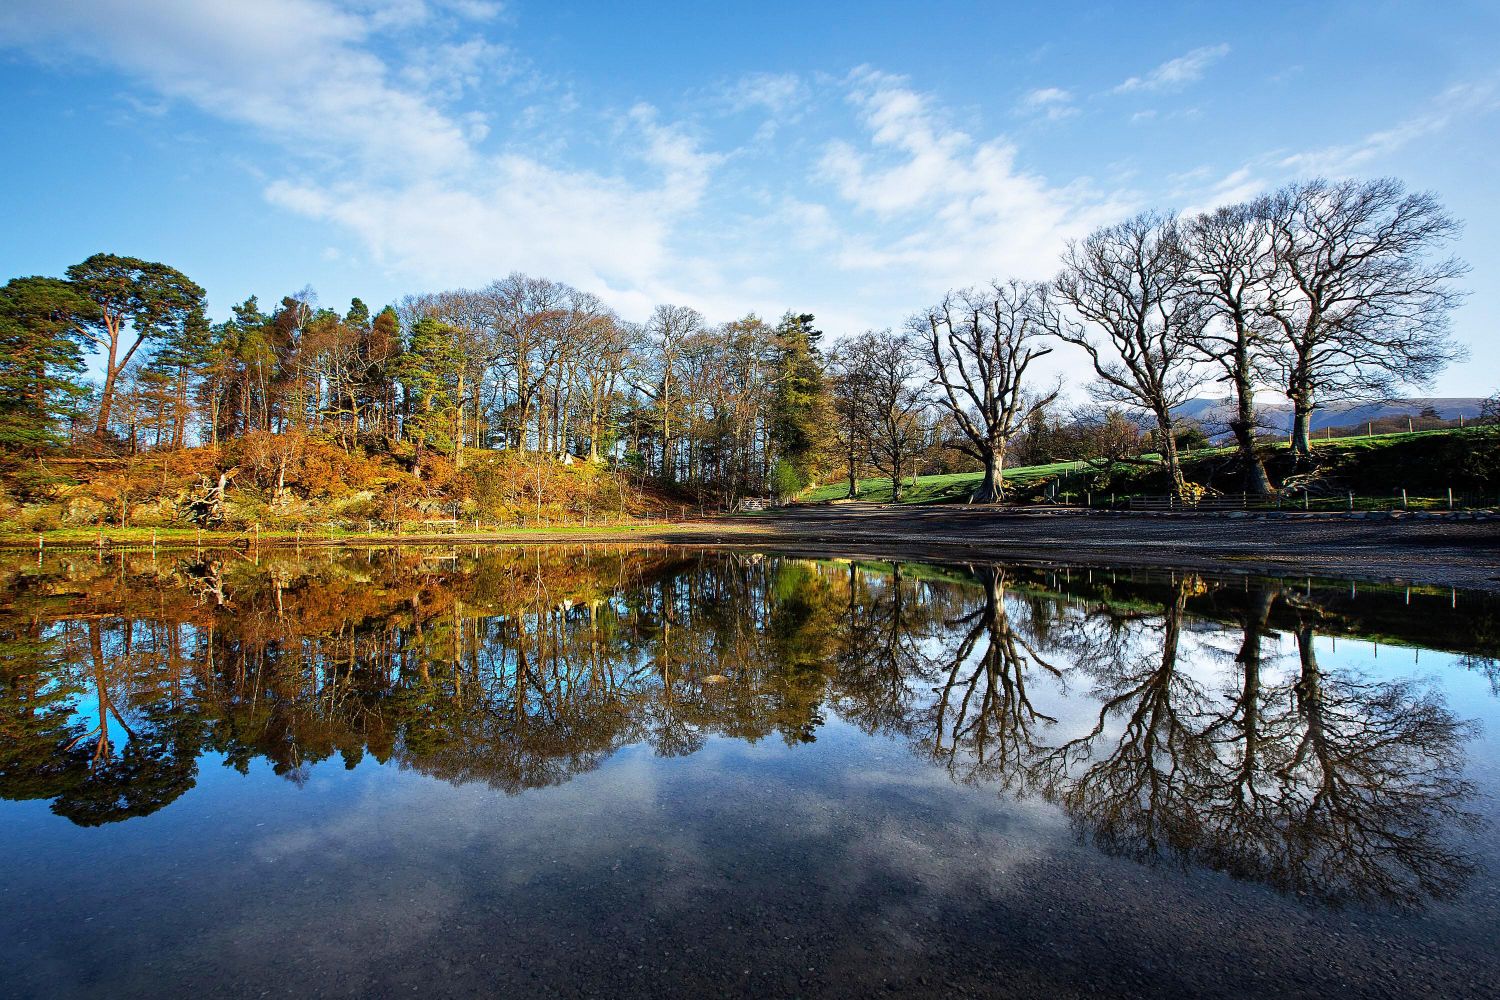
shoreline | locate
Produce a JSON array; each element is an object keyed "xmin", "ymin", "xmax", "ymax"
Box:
[{"xmin": 7, "ymin": 504, "xmax": 1499, "ymax": 594}]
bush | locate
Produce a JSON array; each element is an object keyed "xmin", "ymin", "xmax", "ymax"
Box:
[
  {"xmin": 17, "ymin": 504, "xmax": 63, "ymax": 532},
  {"xmin": 63, "ymin": 496, "xmax": 109, "ymax": 526},
  {"xmin": 771, "ymin": 458, "xmax": 803, "ymax": 499},
  {"xmin": 1174, "ymin": 422, "xmax": 1211, "ymax": 452}
]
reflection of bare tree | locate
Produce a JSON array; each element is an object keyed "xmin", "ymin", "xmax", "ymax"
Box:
[
  {"xmin": 0, "ymin": 547, "xmax": 1485, "ymax": 910},
  {"xmin": 1035, "ymin": 580, "xmax": 1479, "ymax": 907},
  {"xmin": 1036, "ymin": 578, "xmax": 1216, "ymax": 861},
  {"xmin": 1261, "ymin": 614, "xmax": 1479, "ymax": 904},
  {"xmin": 829, "ymin": 562, "xmax": 941, "ymax": 738},
  {"xmin": 912, "ymin": 566, "xmax": 1063, "ymax": 789}
]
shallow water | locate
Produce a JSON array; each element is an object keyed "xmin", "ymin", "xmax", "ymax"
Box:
[{"xmin": 1, "ymin": 546, "xmax": 1497, "ymax": 998}]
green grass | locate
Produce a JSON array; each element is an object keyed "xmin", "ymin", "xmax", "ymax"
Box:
[
  {"xmin": 798, "ymin": 426, "xmax": 1496, "ymax": 506},
  {"xmin": 801, "ymin": 460, "xmax": 1084, "ymax": 504}
]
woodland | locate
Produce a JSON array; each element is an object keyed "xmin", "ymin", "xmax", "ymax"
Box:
[{"xmin": 0, "ymin": 176, "xmax": 1487, "ymax": 532}]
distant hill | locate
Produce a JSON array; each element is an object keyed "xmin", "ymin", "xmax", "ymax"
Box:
[{"xmin": 1174, "ymin": 397, "xmax": 1487, "ymax": 436}]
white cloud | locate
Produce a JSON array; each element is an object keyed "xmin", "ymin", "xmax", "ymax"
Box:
[
  {"xmin": 1164, "ymin": 77, "xmax": 1500, "ymax": 219},
  {"xmin": 723, "ymin": 71, "xmax": 807, "ymax": 116},
  {"xmin": 399, "ymin": 37, "xmax": 512, "ymax": 103},
  {"xmin": 1279, "ymin": 79, "xmax": 1500, "ymax": 175},
  {"xmin": 1017, "ymin": 87, "xmax": 1078, "ymax": 121},
  {"xmin": 1113, "ymin": 43, "xmax": 1230, "ymax": 94},
  {"xmin": 817, "ymin": 68, "xmax": 1132, "ymax": 283},
  {"xmin": 0, "ymin": 0, "xmax": 734, "ymax": 320},
  {"xmin": 718, "ymin": 71, "xmax": 809, "ymax": 143},
  {"xmin": 0, "ymin": 0, "xmax": 475, "ymax": 178}
]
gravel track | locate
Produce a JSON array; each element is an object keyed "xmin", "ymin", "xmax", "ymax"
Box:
[{"xmin": 672, "ymin": 504, "xmax": 1500, "ymax": 593}]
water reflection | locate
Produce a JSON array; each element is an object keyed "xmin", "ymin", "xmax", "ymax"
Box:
[{"xmin": 0, "ymin": 546, "xmax": 1491, "ymax": 908}]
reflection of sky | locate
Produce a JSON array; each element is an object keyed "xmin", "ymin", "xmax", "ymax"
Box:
[
  {"xmin": 6, "ymin": 565, "xmax": 1500, "ymax": 998},
  {"xmin": 7, "ymin": 702, "xmax": 1498, "ymax": 998}
]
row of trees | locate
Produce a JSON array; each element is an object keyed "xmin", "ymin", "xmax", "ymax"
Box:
[
  {"xmin": 0, "ymin": 176, "xmax": 1467, "ymax": 505},
  {"xmin": 0, "ymin": 260, "xmax": 833, "ymax": 504},
  {"xmin": 828, "ymin": 177, "xmax": 1466, "ymax": 502}
]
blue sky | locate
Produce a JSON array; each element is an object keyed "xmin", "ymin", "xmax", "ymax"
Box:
[{"xmin": 1, "ymin": 0, "xmax": 1496, "ymax": 395}]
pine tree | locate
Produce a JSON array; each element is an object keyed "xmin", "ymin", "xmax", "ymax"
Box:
[
  {"xmin": 64, "ymin": 254, "xmax": 206, "ymax": 440},
  {"xmin": 142, "ymin": 308, "xmax": 213, "ymax": 448},
  {"xmin": 0, "ymin": 277, "xmax": 94, "ymax": 455},
  {"xmin": 398, "ymin": 318, "xmax": 464, "ymax": 463},
  {"xmin": 770, "ymin": 312, "xmax": 834, "ymax": 483}
]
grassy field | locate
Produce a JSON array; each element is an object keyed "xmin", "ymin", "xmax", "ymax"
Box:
[
  {"xmin": 798, "ymin": 426, "xmax": 1499, "ymax": 506},
  {"xmin": 799, "ymin": 461, "xmax": 1083, "ymax": 504}
]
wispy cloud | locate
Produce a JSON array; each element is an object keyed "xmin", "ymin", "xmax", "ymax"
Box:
[
  {"xmin": 1113, "ymin": 43, "xmax": 1229, "ymax": 94},
  {"xmin": 0, "ymin": 0, "xmax": 477, "ymax": 177},
  {"xmin": 817, "ymin": 68, "xmax": 1132, "ymax": 283},
  {"xmin": 0, "ymin": 0, "xmax": 732, "ymax": 316},
  {"xmin": 1279, "ymin": 79, "xmax": 1500, "ymax": 175},
  {"xmin": 1165, "ymin": 78, "xmax": 1500, "ymax": 216},
  {"xmin": 722, "ymin": 71, "xmax": 807, "ymax": 117},
  {"xmin": 1017, "ymin": 87, "xmax": 1078, "ymax": 121},
  {"xmin": 718, "ymin": 71, "xmax": 809, "ymax": 141}
]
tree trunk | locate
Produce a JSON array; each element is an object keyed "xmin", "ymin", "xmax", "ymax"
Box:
[
  {"xmin": 970, "ymin": 445, "xmax": 1005, "ymax": 504},
  {"xmin": 1291, "ymin": 399, "xmax": 1314, "ymax": 462},
  {"xmin": 1157, "ymin": 415, "xmax": 1186, "ymax": 499},
  {"xmin": 846, "ymin": 444, "xmax": 859, "ymax": 499},
  {"xmin": 95, "ymin": 366, "xmax": 121, "ymax": 437},
  {"xmin": 454, "ymin": 372, "xmax": 465, "ymax": 470},
  {"xmin": 1230, "ymin": 343, "xmax": 1272, "ymax": 495}
]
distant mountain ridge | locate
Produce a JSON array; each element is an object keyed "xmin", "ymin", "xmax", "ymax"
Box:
[{"xmin": 1174, "ymin": 397, "xmax": 1487, "ymax": 434}]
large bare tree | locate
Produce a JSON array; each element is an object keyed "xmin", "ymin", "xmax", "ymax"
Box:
[
  {"xmin": 827, "ymin": 354, "xmax": 870, "ymax": 500},
  {"xmin": 1184, "ymin": 202, "xmax": 1277, "ymax": 494},
  {"xmin": 1040, "ymin": 212, "xmax": 1208, "ymax": 498},
  {"xmin": 916, "ymin": 280, "xmax": 1059, "ymax": 503},
  {"xmin": 1259, "ymin": 178, "xmax": 1467, "ymax": 462}
]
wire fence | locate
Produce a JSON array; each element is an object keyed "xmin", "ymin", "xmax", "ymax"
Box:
[{"xmin": 1048, "ymin": 488, "xmax": 1499, "ymax": 513}]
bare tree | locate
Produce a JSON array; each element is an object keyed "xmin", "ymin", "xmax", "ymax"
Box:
[
  {"xmin": 1184, "ymin": 202, "xmax": 1276, "ymax": 494},
  {"xmin": 574, "ymin": 308, "xmax": 630, "ymax": 462},
  {"xmin": 834, "ymin": 330, "xmax": 929, "ymax": 502},
  {"xmin": 1259, "ymin": 178, "xmax": 1467, "ymax": 462},
  {"xmin": 631, "ymin": 304, "xmax": 704, "ymax": 482},
  {"xmin": 916, "ymin": 280, "xmax": 1059, "ymax": 503},
  {"xmin": 827, "ymin": 349, "xmax": 870, "ymax": 500},
  {"xmin": 1040, "ymin": 212, "xmax": 1208, "ymax": 498},
  {"xmin": 484, "ymin": 274, "xmax": 571, "ymax": 452}
]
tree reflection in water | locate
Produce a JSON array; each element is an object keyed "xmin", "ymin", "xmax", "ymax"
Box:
[{"xmin": 0, "ymin": 546, "xmax": 1488, "ymax": 907}]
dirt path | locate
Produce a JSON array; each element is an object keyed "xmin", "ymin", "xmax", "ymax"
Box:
[
  {"xmin": 19, "ymin": 503, "xmax": 1497, "ymax": 592},
  {"xmin": 669, "ymin": 503, "xmax": 1500, "ymax": 593}
]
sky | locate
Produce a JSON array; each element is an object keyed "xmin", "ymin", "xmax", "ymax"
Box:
[{"xmin": 1, "ymin": 0, "xmax": 1496, "ymax": 396}]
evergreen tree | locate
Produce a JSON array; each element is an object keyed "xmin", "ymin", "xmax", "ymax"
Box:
[
  {"xmin": 770, "ymin": 312, "xmax": 834, "ymax": 482},
  {"xmin": 64, "ymin": 254, "xmax": 207, "ymax": 440},
  {"xmin": 398, "ymin": 318, "xmax": 464, "ymax": 462},
  {"xmin": 0, "ymin": 277, "xmax": 95, "ymax": 454},
  {"xmin": 142, "ymin": 308, "xmax": 213, "ymax": 448}
]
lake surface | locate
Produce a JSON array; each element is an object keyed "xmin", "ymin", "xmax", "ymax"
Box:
[{"xmin": 2, "ymin": 545, "xmax": 1497, "ymax": 999}]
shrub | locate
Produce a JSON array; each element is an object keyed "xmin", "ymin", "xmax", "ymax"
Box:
[
  {"xmin": 771, "ymin": 458, "xmax": 803, "ymax": 499},
  {"xmin": 17, "ymin": 504, "xmax": 63, "ymax": 532},
  {"xmin": 63, "ymin": 495, "xmax": 109, "ymax": 526}
]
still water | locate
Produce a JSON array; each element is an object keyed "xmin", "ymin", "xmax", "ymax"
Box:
[{"xmin": 1, "ymin": 545, "xmax": 1497, "ymax": 998}]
